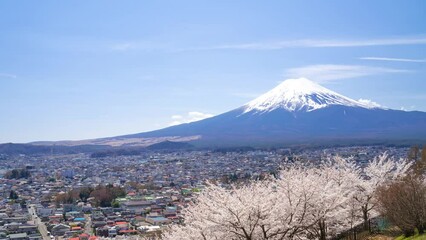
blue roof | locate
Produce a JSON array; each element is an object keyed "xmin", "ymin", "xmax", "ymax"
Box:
[{"xmin": 147, "ymin": 216, "xmax": 168, "ymax": 221}]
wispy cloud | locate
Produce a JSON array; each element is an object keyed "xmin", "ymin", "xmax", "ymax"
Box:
[
  {"xmin": 358, "ymin": 99, "xmax": 382, "ymax": 108},
  {"xmin": 360, "ymin": 57, "xmax": 426, "ymax": 63},
  {"xmin": 108, "ymin": 36, "xmax": 426, "ymax": 52},
  {"xmin": 0, "ymin": 73, "xmax": 17, "ymax": 79},
  {"xmin": 400, "ymin": 106, "xmax": 417, "ymax": 111},
  {"xmin": 285, "ymin": 64, "xmax": 409, "ymax": 83},
  {"xmin": 206, "ymin": 36, "xmax": 426, "ymax": 50},
  {"xmin": 169, "ymin": 111, "xmax": 214, "ymax": 126}
]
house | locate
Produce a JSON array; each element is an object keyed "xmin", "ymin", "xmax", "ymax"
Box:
[
  {"xmin": 27, "ymin": 234, "xmax": 42, "ymax": 240},
  {"xmin": 91, "ymin": 221, "xmax": 106, "ymax": 229},
  {"xmin": 3, "ymin": 217, "xmax": 27, "ymax": 224},
  {"xmin": 50, "ymin": 224, "xmax": 69, "ymax": 236},
  {"xmin": 65, "ymin": 211, "xmax": 83, "ymax": 219},
  {"xmin": 79, "ymin": 233, "xmax": 89, "ymax": 240},
  {"xmin": 95, "ymin": 226, "xmax": 109, "ymax": 237},
  {"xmin": 0, "ymin": 213, "xmax": 8, "ymax": 220},
  {"xmin": 36, "ymin": 208, "xmax": 54, "ymax": 218},
  {"xmin": 0, "ymin": 229, "xmax": 7, "ymax": 238},
  {"xmin": 70, "ymin": 226, "xmax": 82, "ymax": 232},
  {"xmin": 62, "ymin": 205, "xmax": 80, "ymax": 213},
  {"xmin": 81, "ymin": 206, "xmax": 92, "ymax": 214},
  {"xmin": 47, "ymin": 215, "xmax": 62, "ymax": 224},
  {"xmin": 121, "ymin": 200, "xmax": 152, "ymax": 214},
  {"xmin": 64, "ymin": 231, "xmax": 82, "ymax": 238},
  {"xmin": 114, "ymin": 222, "xmax": 128, "ymax": 231},
  {"xmin": 145, "ymin": 216, "xmax": 171, "ymax": 225},
  {"xmin": 17, "ymin": 225, "xmax": 38, "ymax": 235},
  {"xmin": 73, "ymin": 217, "xmax": 86, "ymax": 223},
  {"xmin": 118, "ymin": 229, "xmax": 137, "ymax": 235},
  {"xmin": 137, "ymin": 225, "xmax": 161, "ymax": 233},
  {"xmin": 4, "ymin": 223, "xmax": 21, "ymax": 233},
  {"xmin": 108, "ymin": 228, "xmax": 117, "ymax": 237},
  {"xmin": 8, "ymin": 233, "xmax": 27, "ymax": 240},
  {"xmin": 163, "ymin": 206, "xmax": 177, "ymax": 217}
]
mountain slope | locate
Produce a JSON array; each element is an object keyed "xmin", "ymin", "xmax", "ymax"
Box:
[{"xmin": 123, "ymin": 78, "xmax": 426, "ymax": 146}]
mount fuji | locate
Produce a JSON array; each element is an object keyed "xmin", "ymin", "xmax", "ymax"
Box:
[
  {"xmin": 243, "ymin": 78, "xmax": 380, "ymax": 113},
  {"xmin": 121, "ymin": 78, "xmax": 426, "ymax": 146}
]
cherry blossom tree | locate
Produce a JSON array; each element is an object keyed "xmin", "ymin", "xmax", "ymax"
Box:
[
  {"xmin": 163, "ymin": 154, "xmax": 412, "ymax": 240},
  {"xmin": 163, "ymin": 178, "xmax": 314, "ymax": 240},
  {"xmin": 302, "ymin": 156, "xmax": 361, "ymax": 239},
  {"xmin": 353, "ymin": 153, "xmax": 412, "ymax": 231}
]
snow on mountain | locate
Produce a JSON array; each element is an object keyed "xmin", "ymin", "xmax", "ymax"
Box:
[{"xmin": 243, "ymin": 78, "xmax": 381, "ymax": 113}]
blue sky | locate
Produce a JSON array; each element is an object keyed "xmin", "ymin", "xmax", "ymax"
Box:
[{"xmin": 0, "ymin": 0, "xmax": 425, "ymax": 143}]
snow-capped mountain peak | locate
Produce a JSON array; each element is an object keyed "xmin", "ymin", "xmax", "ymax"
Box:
[{"xmin": 243, "ymin": 78, "xmax": 380, "ymax": 113}]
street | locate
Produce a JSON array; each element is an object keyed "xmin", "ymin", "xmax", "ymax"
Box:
[
  {"xmin": 84, "ymin": 214, "xmax": 92, "ymax": 235},
  {"xmin": 28, "ymin": 204, "xmax": 51, "ymax": 240}
]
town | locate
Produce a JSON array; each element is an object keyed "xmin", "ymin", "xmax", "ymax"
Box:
[{"xmin": 0, "ymin": 146, "xmax": 409, "ymax": 240}]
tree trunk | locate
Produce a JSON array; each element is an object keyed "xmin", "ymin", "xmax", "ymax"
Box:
[
  {"xmin": 403, "ymin": 229, "xmax": 415, "ymax": 237},
  {"xmin": 417, "ymin": 224, "xmax": 425, "ymax": 234},
  {"xmin": 362, "ymin": 206, "xmax": 369, "ymax": 231},
  {"xmin": 319, "ymin": 219, "xmax": 327, "ymax": 240}
]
